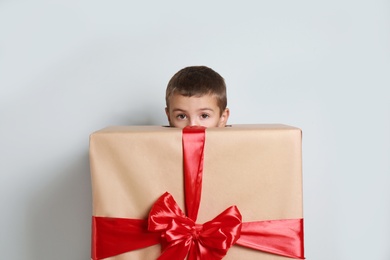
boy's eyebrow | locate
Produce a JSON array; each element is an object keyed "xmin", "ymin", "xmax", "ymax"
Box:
[
  {"xmin": 197, "ymin": 108, "xmax": 214, "ymax": 112},
  {"xmin": 172, "ymin": 108, "xmax": 215, "ymax": 112},
  {"xmin": 172, "ymin": 108, "xmax": 186, "ymax": 112}
]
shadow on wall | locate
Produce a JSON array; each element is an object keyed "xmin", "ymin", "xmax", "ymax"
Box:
[
  {"xmin": 26, "ymin": 152, "xmax": 92, "ymax": 260},
  {"xmin": 25, "ymin": 116, "xmax": 162, "ymax": 260}
]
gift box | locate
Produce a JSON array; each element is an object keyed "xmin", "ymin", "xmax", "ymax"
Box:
[{"xmin": 90, "ymin": 125, "xmax": 304, "ymax": 260}]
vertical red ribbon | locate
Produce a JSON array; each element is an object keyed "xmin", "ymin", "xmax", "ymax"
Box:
[{"xmin": 182, "ymin": 126, "xmax": 206, "ymax": 222}]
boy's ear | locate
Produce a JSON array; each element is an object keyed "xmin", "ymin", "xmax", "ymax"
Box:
[
  {"xmin": 165, "ymin": 107, "xmax": 171, "ymax": 124},
  {"xmin": 218, "ymin": 108, "xmax": 230, "ymax": 127}
]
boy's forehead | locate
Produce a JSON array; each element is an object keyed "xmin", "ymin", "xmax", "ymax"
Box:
[
  {"xmin": 167, "ymin": 93, "xmax": 220, "ymax": 110},
  {"xmin": 168, "ymin": 93, "xmax": 218, "ymax": 104}
]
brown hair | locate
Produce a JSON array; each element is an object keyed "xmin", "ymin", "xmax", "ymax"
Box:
[{"xmin": 165, "ymin": 66, "xmax": 227, "ymax": 114}]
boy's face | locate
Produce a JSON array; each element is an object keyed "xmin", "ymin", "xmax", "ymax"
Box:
[{"xmin": 165, "ymin": 93, "xmax": 229, "ymax": 129}]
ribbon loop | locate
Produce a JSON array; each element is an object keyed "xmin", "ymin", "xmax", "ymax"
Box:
[{"xmin": 148, "ymin": 192, "xmax": 242, "ymax": 260}]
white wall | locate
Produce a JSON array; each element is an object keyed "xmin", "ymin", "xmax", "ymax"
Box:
[{"xmin": 1, "ymin": 1, "xmax": 389, "ymax": 259}]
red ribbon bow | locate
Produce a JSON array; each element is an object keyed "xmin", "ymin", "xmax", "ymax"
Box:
[{"xmin": 148, "ymin": 192, "xmax": 242, "ymax": 260}]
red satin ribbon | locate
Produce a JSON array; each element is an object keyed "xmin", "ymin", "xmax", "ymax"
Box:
[
  {"xmin": 238, "ymin": 219, "xmax": 304, "ymax": 258},
  {"xmin": 148, "ymin": 192, "xmax": 242, "ymax": 260},
  {"xmin": 92, "ymin": 217, "xmax": 160, "ymax": 259},
  {"xmin": 91, "ymin": 126, "xmax": 305, "ymax": 259},
  {"xmin": 182, "ymin": 126, "xmax": 206, "ymax": 222}
]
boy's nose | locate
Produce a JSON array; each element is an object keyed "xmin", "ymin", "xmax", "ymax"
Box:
[{"xmin": 189, "ymin": 118, "xmax": 199, "ymax": 126}]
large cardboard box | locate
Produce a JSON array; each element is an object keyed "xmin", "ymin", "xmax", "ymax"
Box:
[{"xmin": 90, "ymin": 125, "xmax": 304, "ymax": 259}]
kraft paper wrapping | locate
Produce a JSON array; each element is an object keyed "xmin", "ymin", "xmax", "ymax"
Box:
[{"xmin": 90, "ymin": 124, "xmax": 303, "ymax": 260}]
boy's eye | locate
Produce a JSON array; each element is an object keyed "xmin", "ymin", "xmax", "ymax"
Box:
[
  {"xmin": 201, "ymin": 113, "xmax": 210, "ymax": 119},
  {"xmin": 176, "ymin": 114, "xmax": 187, "ymax": 120}
]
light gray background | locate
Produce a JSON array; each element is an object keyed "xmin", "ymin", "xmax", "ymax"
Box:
[{"xmin": 1, "ymin": 1, "xmax": 389, "ymax": 259}]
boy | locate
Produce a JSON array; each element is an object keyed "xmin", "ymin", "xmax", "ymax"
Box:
[{"xmin": 165, "ymin": 66, "xmax": 230, "ymax": 129}]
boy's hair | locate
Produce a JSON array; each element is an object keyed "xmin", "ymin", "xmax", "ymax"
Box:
[{"xmin": 165, "ymin": 66, "xmax": 227, "ymax": 114}]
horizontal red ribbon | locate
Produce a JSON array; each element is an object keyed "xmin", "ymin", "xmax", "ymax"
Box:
[
  {"xmin": 91, "ymin": 126, "xmax": 304, "ymax": 259},
  {"xmin": 92, "ymin": 217, "xmax": 160, "ymax": 260},
  {"xmin": 238, "ymin": 219, "xmax": 304, "ymax": 258},
  {"xmin": 92, "ymin": 216, "xmax": 304, "ymax": 259}
]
